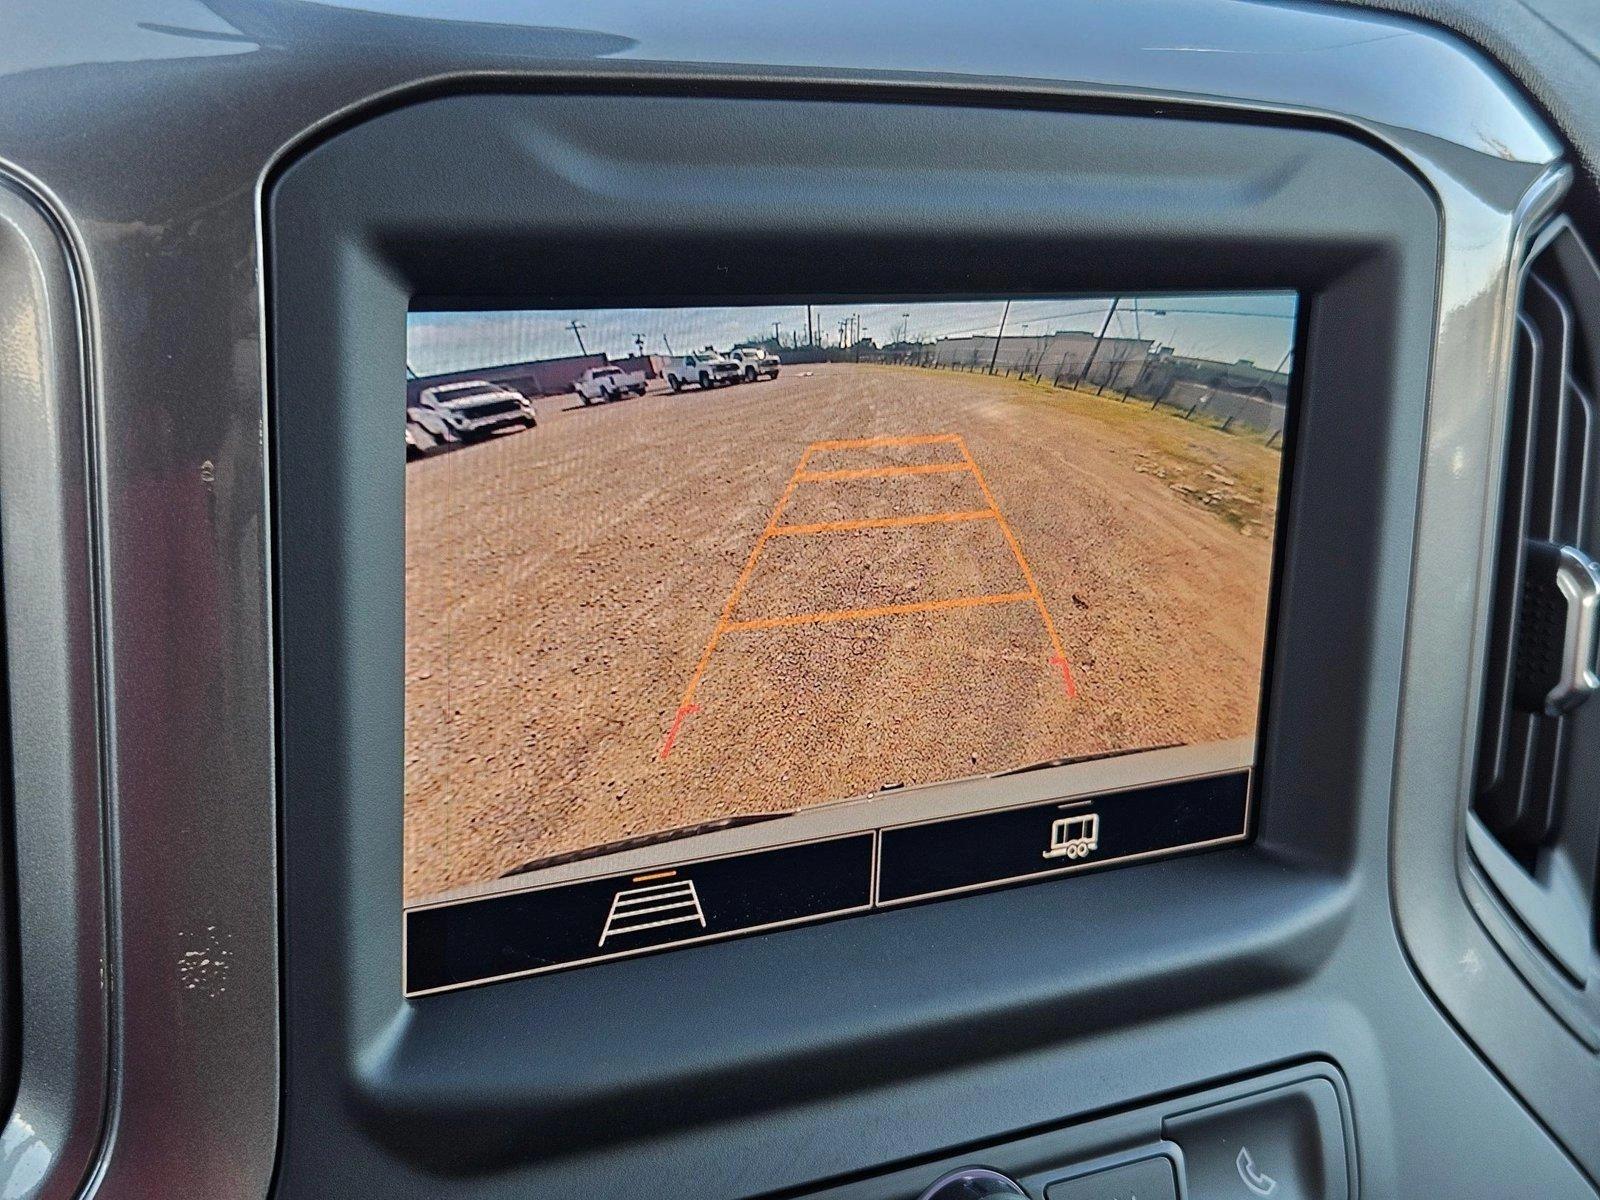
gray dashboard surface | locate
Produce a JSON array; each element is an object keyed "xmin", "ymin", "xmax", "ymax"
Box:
[{"xmin": 1340, "ymin": 0, "xmax": 1600, "ymax": 215}]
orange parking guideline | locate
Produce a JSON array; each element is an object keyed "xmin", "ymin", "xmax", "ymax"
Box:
[
  {"xmin": 796, "ymin": 462, "xmax": 969, "ymax": 483},
  {"xmin": 954, "ymin": 435, "xmax": 1078, "ymax": 699},
  {"xmin": 805, "ymin": 433, "xmax": 963, "ymax": 451},
  {"xmin": 657, "ymin": 703, "xmax": 699, "ymax": 759},
  {"xmin": 657, "ymin": 447, "xmax": 816, "ymax": 758},
  {"xmin": 769, "ymin": 510, "xmax": 996, "ymax": 537},
  {"xmin": 726, "ymin": 591, "xmax": 1033, "ymax": 632},
  {"xmin": 657, "ymin": 432, "xmax": 1078, "ymax": 759}
]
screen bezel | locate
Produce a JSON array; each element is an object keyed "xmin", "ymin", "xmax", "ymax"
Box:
[{"xmin": 270, "ymin": 86, "xmax": 1433, "ymax": 1186}]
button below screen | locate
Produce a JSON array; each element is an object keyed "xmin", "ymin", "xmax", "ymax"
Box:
[{"xmin": 1163, "ymin": 1078, "xmax": 1350, "ymax": 1200}]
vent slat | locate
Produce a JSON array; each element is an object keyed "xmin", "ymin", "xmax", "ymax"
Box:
[
  {"xmin": 1478, "ymin": 317, "xmax": 1541, "ymax": 801},
  {"xmin": 1569, "ymin": 378, "xmax": 1594, "ymax": 545},
  {"xmin": 1471, "ymin": 216, "xmax": 1600, "ymax": 1014},
  {"xmin": 1476, "ymin": 239, "xmax": 1587, "ymax": 855}
]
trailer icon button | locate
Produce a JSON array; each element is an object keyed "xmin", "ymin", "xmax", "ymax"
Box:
[
  {"xmin": 1043, "ymin": 810, "xmax": 1100, "ymax": 860},
  {"xmin": 598, "ymin": 873, "xmax": 707, "ymax": 947}
]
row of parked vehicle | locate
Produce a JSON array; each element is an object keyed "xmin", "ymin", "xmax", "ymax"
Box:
[
  {"xmin": 578, "ymin": 345, "xmax": 782, "ymax": 405},
  {"xmin": 661, "ymin": 346, "xmax": 782, "ymax": 393},
  {"xmin": 405, "ymin": 347, "xmax": 783, "ymax": 458}
]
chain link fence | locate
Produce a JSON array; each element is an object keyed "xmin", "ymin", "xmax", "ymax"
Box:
[{"xmin": 913, "ymin": 350, "xmax": 1286, "ymax": 447}]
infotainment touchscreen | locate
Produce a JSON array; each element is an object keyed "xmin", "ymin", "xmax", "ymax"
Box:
[{"xmin": 404, "ymin": 294, "xmax": 1297, "ymax": 994}]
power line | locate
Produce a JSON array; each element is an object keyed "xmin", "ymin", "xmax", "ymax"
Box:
[
  {"xmin": 920, "ymin": 302, "xmax": 1291, "ymax": 341},
  {"xmin": 1139, "ymin": 305, "xmax": 1294, "ymax": 319},
  {"xmin": 412, "ymin": 299, "xmax": 1295, "ymax": 374},
  {"xmin": 922, "ymin": 305, "xmax": 1108, "ymax": 340}
]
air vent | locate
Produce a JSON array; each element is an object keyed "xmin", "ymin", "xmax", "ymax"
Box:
[
  {"xmin": 1476, "ymin": 256, "xmax": 1598, "ymax": 853},
  {"xmin": 1471, "ymin": 216, "xmax": 1600, "ymax": 1021}
]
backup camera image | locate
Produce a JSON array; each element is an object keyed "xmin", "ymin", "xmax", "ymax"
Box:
[{"xmin": 404, "ymin": 294, "xmax": 1295, "ymax": 955}]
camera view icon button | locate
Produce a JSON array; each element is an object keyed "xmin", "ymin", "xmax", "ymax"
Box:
[{"xmin": 598, "ymin": 875, "xmax": 707, "ymax": 947}]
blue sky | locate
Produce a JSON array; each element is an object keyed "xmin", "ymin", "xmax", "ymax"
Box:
[{"xmin": 407, "ymin": 292, "xmax": 1298, "ymax": 377}]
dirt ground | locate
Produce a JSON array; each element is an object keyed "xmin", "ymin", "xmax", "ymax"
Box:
[{"xmin": 404, "ymin": 364, "xmax": 1282, "ymax": 902}]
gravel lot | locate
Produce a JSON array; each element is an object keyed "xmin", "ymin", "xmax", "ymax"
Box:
[{"xmin": 404, "ymin": 364, "xmax": 1281, "ymax": 902}]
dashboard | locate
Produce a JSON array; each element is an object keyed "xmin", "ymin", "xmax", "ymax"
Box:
[{"xmin": 1, "ymin": 2, "xmax": 1599, "ymax": 1199}]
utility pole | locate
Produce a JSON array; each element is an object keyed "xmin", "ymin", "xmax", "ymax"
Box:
[
  {"xmin": 773, "ymin": 321, "xmax": 781, "ymax": 346},
  {"xmin": 567, "ymin": 320, "xmax": 589, "ymax": 356},
  {"xmin": 806, "ymin": 304, "xmax": 814, "ymax": 348},
  {"xmin": 1076, "ymin": 298, "xmax": 1120, "ymax": 388},
  {"xmin": 853, "ymin": 314, "xmax": 863, "ymax": 363},
  {"xmin": 987, "ymin": 300, "xmax": 1011, "ymax": 375},
  {"xmin": 662, "ymin": 334, "xmax": 674, "ymax": 355}
]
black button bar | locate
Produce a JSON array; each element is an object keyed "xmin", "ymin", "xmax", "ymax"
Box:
[
  {"xmin": 406, "ymin": 771, "xmax": 1250, "ymax": 994},
  {"xmin": 876, "ymin": 770, "xmax": 1249, "ymax": 905},
  {"xmin": 406, "ymin": 832, "xmax": 875, "ymax": 995}
]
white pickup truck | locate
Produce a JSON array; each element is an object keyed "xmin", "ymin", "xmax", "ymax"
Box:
[
  {"xmin": 664, "ymin": 350, "xmax": 743, "ymax": 391},
  {"xmin": 730, "ymin": 347, "xmax": 781, "ymax": 381},
  {"xmin": 413, "ymin": 379, "xmax": 536, "ymax": 440},
  {"xmin": 573, "ymin": 364, "xmax": 648, "ymax": 405}
]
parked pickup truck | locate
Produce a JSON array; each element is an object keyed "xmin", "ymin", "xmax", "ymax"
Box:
[
  {"xmin": 730, "ymin": 347, "xmax": 781, "ymax": 381},
  {"xmin": 414, "ymin": 380, "xmax": 536, "ymax": 439},
  {"xmin": 664, "ymin": 350, "xmax": 742, "ymax": 391},
  {"xmin": 574, "ymin": 364, "xmax": 648, "ymax": 404}
]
